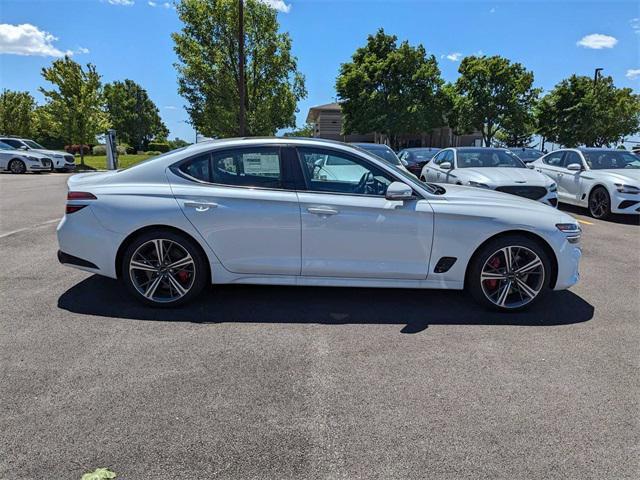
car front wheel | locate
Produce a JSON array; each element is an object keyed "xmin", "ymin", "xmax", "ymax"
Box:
[
  {"xmin": 467, "ymin": 235, "xmax": 551, "ymax": 311},
  {"xmin": 9, "ymin": 159, "xmax": 26, "ymax": 174},
  {"xmin": 121, "ymin": 230, "xmax": 208, "ymax": 307},
  {"xmin": 588, "ymin": 186, "xmax": 611, "ymax": 219}
]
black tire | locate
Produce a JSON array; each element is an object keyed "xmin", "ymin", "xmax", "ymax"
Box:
[
  {"xmin": 588, "ymin": 186, "xmax": 611, "ymax": 220},
  {"xmin": 121, "ymin": 229, "xmax": 208, "ymax": 307},
  {"xmin": 467, "ymin": 234, "xmax": 552, "ymax": 312},
  {"xmin": 8, "ymin": 159, "xmax": 26, "ymax": 174}
]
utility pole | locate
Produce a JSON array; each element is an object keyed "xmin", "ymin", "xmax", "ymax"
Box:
[
  {"xmin": 593, "ymin": 68, "xmax": 603, "ymax": 88},
  {"xmin": 238, "ymin": 0, "xmax": 246, "ymax": 136}
]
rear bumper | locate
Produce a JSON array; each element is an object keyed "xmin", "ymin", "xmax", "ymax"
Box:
[{"xmin": 57, "ymin": 250, "xmax": 99, "ymax": 269}]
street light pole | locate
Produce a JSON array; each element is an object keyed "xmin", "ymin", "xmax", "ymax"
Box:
[
  {"xmin": 238, "ymin": 0, "xmax": 246, "ymax": 136},
  {"xmin": 593, "ymin": 68, "xmax": 603, "ymax": 88}
]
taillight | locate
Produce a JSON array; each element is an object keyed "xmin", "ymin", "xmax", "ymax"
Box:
[
  {"xmin": 67, "ymin": 191, "xmax": 97, "ymax": 200},
  {"xmin": 66, "ymin": 191, "xmax": 96, "ymax": 214}
]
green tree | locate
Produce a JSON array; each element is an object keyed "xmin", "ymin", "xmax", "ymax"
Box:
[
  {"xmin": 39, "ymin": 56, "xmax": 109, "ymax": 164},
  {"xmin": 283, "ymin": 123, "xmax": 314, "ymax": 137},
  {"xmin": 336, "ymin": 29, "xmax": 446, "ymax": 147},
  {"xmin": 104, "ymin": 79, "xmax": 169, "ymax": 151},
  {"xmin": 537, "ymin": 74, "xmax": 640, "ymax": 147},
  {"xmin": 0, "ymin": 90, "xmax": 37, "ymax": 138},
  {"xmin": 453, "ymin": 55, "xmax": 540, "ymax": 146},
  {"xmin": 172, "ymin": 0, "xmax": 306, "ymax": 137}
]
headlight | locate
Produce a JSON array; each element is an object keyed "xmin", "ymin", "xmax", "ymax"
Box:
[
  {"xmin": 556, "ymin": 223, "xmax": 581, "ymax": 244},
  {"xmin": 548, "ymin": 183, "xmax": 557, "ymax": 192},
  {"xmin": 24, "ymin": 155, "xmax": 39, "ymax": 161},
  {"xmin": 468, "ymin": 181, "xmax": 491, "ymax": 189},
  {"xmin": 614, "ymin": 183, "xmax": 639, "ymax": 194}
]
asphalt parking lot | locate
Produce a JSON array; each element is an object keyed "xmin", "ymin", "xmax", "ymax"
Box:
[{"xmin": 1, "ymin": 172, "xmax": 638, "ymax": 479}]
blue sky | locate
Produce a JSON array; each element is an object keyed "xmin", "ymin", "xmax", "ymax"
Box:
[{"xmin": 1, "ymin": 0, "xmax": 638, "ymax": 141}]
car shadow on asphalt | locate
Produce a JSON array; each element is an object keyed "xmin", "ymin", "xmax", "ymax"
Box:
[
  {"xmin": 559, "ymin": 204, "xmax": 640, "ymax": 226},
  {"xmin": 58, "ymin": 276, "xmax": 594, "ymax": 334}
]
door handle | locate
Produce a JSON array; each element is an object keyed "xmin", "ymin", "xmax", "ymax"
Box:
[
  {"xmin": 557, "ymin": 173, "xmax": 564, "ymax": 177},
  {"xmin": 307, "ymin": 207, "xmax": 338, "ymax": 216},
  {"xmin": 184, "ymin": 201, "xmax": 218, "ymax": 212}
]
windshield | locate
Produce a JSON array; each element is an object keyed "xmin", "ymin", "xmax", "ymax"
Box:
[
  {"xmin": 583, "ymin": 150, "xmax": 640, "ymax": 170},
  {"xmin": 406, "ymin": 149, "xmax": 439, "ymax": 163},
  {"xmin": 356, "ymin": 145, "xmax": 402, "ymax": 166},
  {"xmin": 510, "ymin": 149, "xmax": 543, "ymax": 161},
  {"xmin": 0, "ymin": 141, "xmax": 16, "ymax": 150},
  {"xmin": 457, "ymin": 149, "xmax": 525, "ymax": 168},
  {"xmin": 24, "ymin": 140, "xmax": 45, "ymax": 149}
]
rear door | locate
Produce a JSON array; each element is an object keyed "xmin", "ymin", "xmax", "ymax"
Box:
[
  {"xmin": 167, "ymin": 146, "xmax": 302, "ymax": 275},
  {"xmin": 295, "ymin": 146, "xmax": 433, "ymax": 280}
]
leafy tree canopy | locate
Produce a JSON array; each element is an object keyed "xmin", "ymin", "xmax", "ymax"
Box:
[
  {"xmin": 104, "ymin": 79, "xmax": 169, "ymax": 151},
  {"xmin": 283, "ymin": 123, "xmax": 314, "ymax": 137},
  {"xmin": 39, "ymin": 56, "xmax": 109, "ymax": 162},
  {"xmin": 0, "ymin": 90, "xmax": 36, "ymax": 138},
  {"xmin": 172, "ymin": 0, "xmax": 306, "ymax": 137},
  {"xmin": 453, "ymin": 55, "xmax": 540, "ymax": 146},
  {"xmin": 537, "ymin": 74, "xmax": 640, "ymax": 147},
  {"xmin": 336, "ymin": 29, "xmax": 446, "ymax": 145}
]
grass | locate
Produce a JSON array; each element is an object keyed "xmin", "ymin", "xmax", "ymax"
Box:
[{"xmin": 75, "ymin": 154, "xmax": 155, "ymax": 170}]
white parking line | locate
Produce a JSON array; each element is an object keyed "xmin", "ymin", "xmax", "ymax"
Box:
[{"xmin": 0, "ymin": 218, "xmax": 61, "ymax": 239}]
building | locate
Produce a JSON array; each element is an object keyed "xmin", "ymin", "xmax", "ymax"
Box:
[{"xmin": 306, "ymin": 102, "xmax": 482, "ymax": 148}]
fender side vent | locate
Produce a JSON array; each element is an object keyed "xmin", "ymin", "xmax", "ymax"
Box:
[
  {"xmin": 434, "ymin": 257, "xmax": 457, "ymax": 273},
  {"xmin": 618, "ymin": 200, "xmax": 638, "ymax": 210}
]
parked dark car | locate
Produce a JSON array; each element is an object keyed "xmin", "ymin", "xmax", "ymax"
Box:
[
  {"xmin": 351, "ymin": 143, "xmax": 410, "ymax": 173},
  {"xmin": 509, "ymin": 147, "xmax": 544, "ymax": 164},
  {"xmin": 398, "ymin": 148, "xmax": 441, "ymax": 176}
]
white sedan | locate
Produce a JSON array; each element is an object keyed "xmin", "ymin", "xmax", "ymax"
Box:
[
  {"xmin": 531, "ymin": 148, "xmax": 640, "ymax": 219},
  {"xmin": 0, "ymin": 141, "xmax": 52, "ymax": 173},
  {"xmin": 57, "ymin": 138, "xmax": 582, "ymax": 311},
  {"xmin": 420, "ymin": 147, "xmax": 558, "ymax": 206}
]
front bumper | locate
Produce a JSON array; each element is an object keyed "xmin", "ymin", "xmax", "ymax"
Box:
[{"xmin": 610, "ymin": 191, "xmax": 640, "ymax": 215}]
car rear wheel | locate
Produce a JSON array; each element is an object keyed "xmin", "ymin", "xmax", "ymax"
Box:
[
  {"xmin": 121, "ymin": 230, "xmax": 208, "ymax": 307},
  {"xmin": 588, "ymin": 186, "xmax": 611, "ymax": 219},
  {"xmin": 467, "ymin": 235, "xmax": 551, "ymax": 311},
  {"xmin": 9, "ymin": 159, "xmax": 26, "ymax": 174}
]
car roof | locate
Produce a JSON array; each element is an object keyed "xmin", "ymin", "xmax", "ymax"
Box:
[
  {"xmin": 451, "ymin": 147, "xmax": 509, "ymax": 151},
  {"xmin": 351, "ymin": 142, "xmax": 392, "ymax": 149},
  {"xmin": 402, "ymin": 147, "xmax": 440, "ymax": 151}
]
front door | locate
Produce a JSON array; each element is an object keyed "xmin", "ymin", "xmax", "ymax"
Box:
[
  {"xmin": 295, "ymin": 146, "xmax": 433, "ymax": 280},
  {"xmin": 167, "ymin": 146, "xmax": 301, "ymax": 275},
  {"xmin": 558, "ymin": 151, "xmax": 584, "ymax": 202}
]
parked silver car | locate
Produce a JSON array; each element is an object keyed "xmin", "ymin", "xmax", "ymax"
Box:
[
  {"xmin": 0, "ymin": 137, "xmax": 75, "ymax": 172},
  {"xmin": 0, "ymin": 141, "xmax": 52, "ymax": 173}
]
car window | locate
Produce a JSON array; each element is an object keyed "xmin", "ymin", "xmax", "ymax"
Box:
[
  {"xmin": 297, "ymin": 147, "xmax": 394, "ymax": 196},
  {"xmin": 563, "ymin": 151, "xmax": 582, "ymax": 168},
  {"xmin": 582, "ymin": 150, "xmax": 640, "ymax": 170},
  {"xmin": 433, "ymin": 151, "xmax": 448, "ymax": 165},
  {"xmin": 2, "ymin": 139, "xmax": 23, "ymax": 148},
  {"xmin": 543, "ymin": 151, "xmax": 565, "ymax": 167},
  {"xmin": 211, "ymin": 148, "xmax": 282, "ymax": 188},
  {"xmin": 179, "ymin": 154, "xmax": 211, "ymax": 182}
]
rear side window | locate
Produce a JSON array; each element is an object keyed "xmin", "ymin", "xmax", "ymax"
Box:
[
  {"xmin": 543, "ymin": 151, "xmax": 565, "ymax": 166},
  {"xmin": 211, "ymin": 148, "xmax": 282, "ymax": 188},
  {"xmin": 179, "ymin": 154, "xmax": 211, "ymax": 182}
]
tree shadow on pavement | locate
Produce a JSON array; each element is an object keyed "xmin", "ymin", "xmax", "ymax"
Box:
[{"xmin": 58, "ymin": 275, "xmax": 594, "ymax": 334}]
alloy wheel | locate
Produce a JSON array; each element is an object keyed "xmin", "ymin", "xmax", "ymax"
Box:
[
  {"xmin": 129, "ymin": 238, "xmax": 196, "ymax": 303},
  {"xmin": 9, "ymin": 160, "xmax": 25, "ymax": 174},
  {"xmin": 480, "ymin": 245, "xmax": 545, "ymax": 309},
  {"xmin": 589, "ymin": 189, "xmax": 609, "ymax": 218}
]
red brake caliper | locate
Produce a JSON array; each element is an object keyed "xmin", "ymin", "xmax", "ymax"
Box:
[
  {"xmin": 486, "ymin": 256, "xmax": 501, "ymax": 290},
  {"xmin": 177, "ymin": 270, "xmax": 190, "ymax": 284}
]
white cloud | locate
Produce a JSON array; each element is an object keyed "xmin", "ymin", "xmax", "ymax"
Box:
[
  {"xmin": 626, "ymin": 69, "xmax": 640, "ymax": 80},
  {"xmin": 148, "ymin": 1, "xmax": 157, "ymax": 5},
  {"xmin": 576, "ymin": 33, "xmax": 618, "ymax": 49},
  {"xmin": 446, "ymin": 52, "xmax": 462, "ymax": 61},
  {"xmin": 259, "ymin": 0, "xmax": 291, "ymax": 13},
  {"xmin": 631, "ymin": 18, "xmax": 640, "ymax": 34},
  {"xmin": 75, "ymin": 46, "xmax": 90, "ymax": 54},
  {"xmin": 0, "ymin": 23, "xmax": 73, "ymax": 57},
  {"xmin": 107, "ymin": 0, "xmax": 134, "ymax": 5},
  {"xmin": 164, "ymin": 105, "xmax": 178, "ymax": 110},
  {"xmin": 489, "ymin": 7, "xmax": 496, "ymax": 13}
]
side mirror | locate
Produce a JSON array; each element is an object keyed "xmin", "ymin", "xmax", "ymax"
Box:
[
  {"xmin": 526, "ymin": 163, "xmax": 535, "ymax": 169},
  {"xmin": 439, "ymin": 161, "xmax": 452, "ymax": 170},
  {"xmin": 567, "ymin": 163, "xmax": 582, "ymax": 171},
  {"xmin": 385, "ymin": 181, "xmax": 415, "ymax": 201},
  {"xmin": 19, "ymin": 145, "xmax": 28, "ymax": 151}
]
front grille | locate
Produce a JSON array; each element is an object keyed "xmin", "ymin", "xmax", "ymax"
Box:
[
  {"xmin": 495, "ymin": 185, "xmax": 547, "ymax": 200},
  {"xmin": 42, "ymin": 159, "xmax": 51, "ymax": 166},
  {"xmin": 64, "ymin": 155, "xmax": 75, "ymax": 163}
]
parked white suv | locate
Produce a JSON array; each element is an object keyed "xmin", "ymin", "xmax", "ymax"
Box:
[
  {"xmin": 0, "ymin": 137, "xmax": 76, "ymax": 172},
  {"xmin": 0, "ymin": 141, "xmax": 52, "ymax": 173}
]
